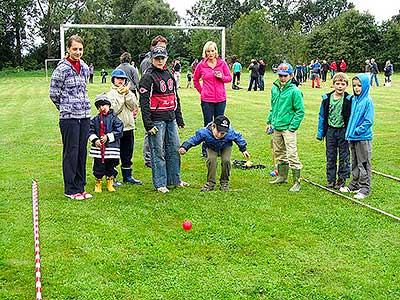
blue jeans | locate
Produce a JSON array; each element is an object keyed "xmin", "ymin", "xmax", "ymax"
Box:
[
  {"xmin": 370, "ymin": 73, "xmax": 379, "ymax": 86},
  {"xmin": 259, "ymin": 75, "xmax": 264, "ymax": 90},
  {"xmin": 201, "ymin": 101, "xmax": 226, "ymax": 156},
  {"xmin": 148, "ymin": 120, "xmax": 181, "ymax": 188}
]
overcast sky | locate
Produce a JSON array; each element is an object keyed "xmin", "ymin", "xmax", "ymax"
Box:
[{"xmin": 166, "ymin": 0, "xmax": 400, "ymax": 23}]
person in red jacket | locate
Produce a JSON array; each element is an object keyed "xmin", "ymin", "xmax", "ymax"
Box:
[
  {"xmin": 340, "ymin": 59, "xmax": 347, "ymax": 72},
  {"xmin": 193, "ymin": 41, "xmax": 232, "ymax": 158},
  {"xmin": 330, "ymin": 61, "xmax": 338, "ymax": 79}
]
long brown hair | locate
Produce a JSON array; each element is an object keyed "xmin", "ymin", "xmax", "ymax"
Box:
[{"xmin": 67, "ymin": 35, "xmax": 84, "ymax": 49}]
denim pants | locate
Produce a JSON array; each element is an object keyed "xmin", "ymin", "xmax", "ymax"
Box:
[
  {"xmin": 370, "ymin": 73, "xmax": 379, "ymax": 86},
  {"xmin": 258, "ymin": 75, "xmax": 265, "ymax": 90},
  {"xmin": 59, "ymin": 118, "xmax": 90, "ymax": 195},
  {"xmin": 201, "ymin": 101, "xmax": 226, "ymax": 156},
  {"xmin": 325, "ymin": 127, "xmax": 350, "ymax": 183},
  {"xmin": 148, "ymin": 120, "xmax": 181, "ymax": 188}
]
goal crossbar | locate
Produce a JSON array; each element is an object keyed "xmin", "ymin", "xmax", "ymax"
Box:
[{"xmin": 60, "ymin": 23, "xmax": 226, "ymax": 59}]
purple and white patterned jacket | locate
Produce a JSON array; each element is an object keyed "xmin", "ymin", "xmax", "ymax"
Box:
[{"xmin": 49, "ymin": 59, "xmax": 91, "ymax": 119}]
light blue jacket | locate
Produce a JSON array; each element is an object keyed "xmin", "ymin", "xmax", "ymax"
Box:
[{"xmin": 345, "ymin": 73, "xmax": 374, "ymax": 141}]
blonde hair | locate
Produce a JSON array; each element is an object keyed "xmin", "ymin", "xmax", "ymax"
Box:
[
  {"xmin": 333, "ymin": 72, "xmax": 349, "ymax": 84},
  {"xmin": 202, "ymin": 41, "xmax": 219, "ymax": 59}
]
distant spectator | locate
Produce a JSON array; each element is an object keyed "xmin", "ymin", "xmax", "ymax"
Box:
[
  {"xmin": 248, "ymin": 59, "xmax": 259, "ymax": 91},
  {"xmin": 258, "ymin": 59, "xmax": 266, "ymax": 91},
  {"xmin": 339, "ymin": 59, "xmax": 347, "ymax": 72},
  {"xmin": 365, "ymin": 59, "xmax": 371, "ymax": 75},
  {"xmin": 191, "ymin": 58, "xmax": 199, "ymax": 74},
  {"xmin": 330, "ymin": 61, "xmax": 338, "ymax": 79},
  {"xmin": 321, "ymin": 60, "xmax": 329, "ymax": 82},
  {"xmin": 311, "ymin": 59, "xmax": 321, "ymax": 88},
  {"xmin": 117, "ymin": 52, "xmax": 140, "ymax": 96},
  {"xmin": 232, "ymin": 58, "xmax": 242, "ymax": 87},
  {"xmin": 370, "ymin": 58, "xmax": 379, "ymax": 86},
  {"xmin": 101, "ymin": 69, "xmax": 108, "ymax": 84},
  {"xmin": 173, "ymin": 58, "xmax": 181, "ymax": 89},
  {"xmin": 383, "ymin": 60, "xmax": 393, "ymax": 86},
  {"xmin": 187, "ymin": 72, "xmax": 193, "ymax": 88},
  {"xmin": 89, "ymin": 63, "xmax": 94, "ymax": 83}
]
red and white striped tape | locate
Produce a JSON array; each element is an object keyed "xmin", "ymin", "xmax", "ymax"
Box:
[{"xmin": 32, "ymin": 180, "xmax": 42, "ymax": 300}]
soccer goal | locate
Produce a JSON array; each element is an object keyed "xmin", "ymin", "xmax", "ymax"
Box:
[
  {"xmin": 59, "ymin": 23, "xmax": 226, "ymax": 59},
  {"xmin": 45, "ymin": 58, "xmax": 62, "ymax": 81}
]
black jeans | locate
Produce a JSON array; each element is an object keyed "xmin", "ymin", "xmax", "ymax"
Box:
[
  {"xmin": 59, "ymin": 118, "xmax": 90, "ymax": 195},
  {"xmin": 325, "ymin": 127, "xmax": 350, "ymax": 183},
  {"xmin": 120, "ymin": 130, "xmax": 134, "ymax": 169}
]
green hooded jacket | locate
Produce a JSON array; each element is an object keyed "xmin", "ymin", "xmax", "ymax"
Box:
[{"xmin": 267, "ymin": 79, "xmax": 305, "ymax": 131}]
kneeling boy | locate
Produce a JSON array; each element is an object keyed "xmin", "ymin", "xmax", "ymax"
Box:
[{"xmin": 179, "ymin": 115, "xmax": 250, "ymax": 191}]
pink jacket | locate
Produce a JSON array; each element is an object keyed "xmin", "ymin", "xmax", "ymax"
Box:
[{"xmin": 193, "ymin": 57, "xmax": 232, "ymax": 103}]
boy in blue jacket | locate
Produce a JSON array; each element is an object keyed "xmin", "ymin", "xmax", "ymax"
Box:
[
  {"xmin": 179, "ymin": 115, "xmax": 250, "ymax": 191},
  {"xmin": 340, "ymin": 73, "xmax": 374, "ymax": 199},
  {"xmin": 317, "ymin": 73, "xmax": 352, "ymax": 189}
]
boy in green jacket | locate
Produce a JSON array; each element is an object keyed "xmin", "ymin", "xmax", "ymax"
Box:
[{"xmin": 266, "ymin": 63, "xmax": 305, "ymax": 192}]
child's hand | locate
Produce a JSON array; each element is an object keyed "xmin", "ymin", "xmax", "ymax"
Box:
[
  {"xmin": 242, "ymin": 151, "xmax": 250, "ymax": 159},
  {"xmin": 148, "ymin": 126, "xmax": 158, "ymax": 135},
  {"xmin": 265, "ymin": 125, "xmax": 273, "ymax": 134},
  {"xmin": 118, "ymin": 86, "xmax": 129, "ymax": 94},
  {"xmin": 178, "ymin": 148, "xmax": 186, "ymax": 155},
  {"xmin": 100, "ymin": 135, "xmax": 108, "ymax": 144},
  {"xmin": 95, "ymin": 140, "xmax": 102, "ymax": 147}
]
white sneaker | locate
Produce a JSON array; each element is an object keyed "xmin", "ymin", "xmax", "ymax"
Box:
[
  {"xmin": 339, "ymin": 186, "xmax": 360, "ymax": 194},
  {"xmin": 157, "ymin": 187, "xmax": 169, "ymax": 193},
  {"xmin": 354, "ymin": 192, "xmax": 367, "ymax": 199}
]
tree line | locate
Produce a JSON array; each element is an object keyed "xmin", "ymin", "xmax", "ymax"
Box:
[{"xmin": 2, "ymin": 0, "xmax": 400, "ymax": 72}]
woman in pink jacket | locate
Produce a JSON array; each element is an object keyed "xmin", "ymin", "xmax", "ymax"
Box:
[{"xmin": 193, "ymin": 41, "xmax": 232, "ymax": 158}]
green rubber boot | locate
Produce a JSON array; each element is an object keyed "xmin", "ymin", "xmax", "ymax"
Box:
[
  {"xmin": 270, "ymin": 163, "xmax": 289, "ymax": 184},
  {"xmin": 289, "ymin": 169, "xmax": 301, "ymax": 192}
]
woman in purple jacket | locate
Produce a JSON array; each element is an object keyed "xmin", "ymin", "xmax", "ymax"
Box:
[
  {"xmin": 50, "ymin": 35, "xmax": 92, "ymax": 200},
  {"xmin": 193, "ymin": 41, "xmax": 232, "ymax": 158}
]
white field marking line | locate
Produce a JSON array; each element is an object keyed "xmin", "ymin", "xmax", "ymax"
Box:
[
  {"xmin": 372, "ymin": 170, "xmax": 400, "ymax": 182},
  {"xmin": 32, "ymin": 180, "xmax": 42, "ymax": 300},
  {"xmin": 302, "ymin": 177, "xmax": 400, "ymax": 222}
]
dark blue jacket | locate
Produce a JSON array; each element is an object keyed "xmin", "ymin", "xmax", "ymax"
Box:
[
  {"xmin": 89, "ymin": 109, "xmax": 124, "ymax": 159},
  {"xmin": 181, "ymin": 124, "xmax": 247, "ymax": 154},
  {"xmin": 317, "ymin": 91, "xmax": 352, "ymax": 140}
]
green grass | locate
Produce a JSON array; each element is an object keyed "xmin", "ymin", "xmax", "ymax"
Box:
[{"xmin": 1, "ymin": 71, "xmax": 399, "ymax": 299}]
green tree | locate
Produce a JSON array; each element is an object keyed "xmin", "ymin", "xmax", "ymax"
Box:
[
  {"xmin": 230, "ymin": 9, "xmax": 279, "ymax": 66},
  {"xmin": 185, "ymin": 0, "xmax": 242, "ymax": 28},
  {"xmin": 378, "ymin": 20, "xmax": 400, "ymax": 70},
  {"xmin": 308, "ymin": 9, "xmax": 379, "ymax": 72},
  {"xmin": 0, "ymin": 0, "xmax": 37, "ymax": 67}
]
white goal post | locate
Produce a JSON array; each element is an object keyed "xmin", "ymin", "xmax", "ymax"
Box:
[{"xmin": 59, "ymin": 23, "xmax": 226, "ymax": 60}]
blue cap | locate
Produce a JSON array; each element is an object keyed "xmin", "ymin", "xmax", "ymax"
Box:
[
  {"xmin": 151, "ymin": 45, "xmax": 168, "ymax": 58},
  {"xmin": 277, "ymin": 63, "xmax": 293, "ymax": 76},
  {"xmin": 111, "ymin": 69, "xmax": 127, "ymax": 83}
]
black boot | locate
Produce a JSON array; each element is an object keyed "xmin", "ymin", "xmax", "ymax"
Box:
[{"xmin": 122, "ymin": 168, "xmax": 142, "ymax": 185}]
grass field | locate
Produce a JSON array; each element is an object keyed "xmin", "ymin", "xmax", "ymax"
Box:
[{"xmin": 1, "ymin": 70, "xmax": 399, "ymax": 299}]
